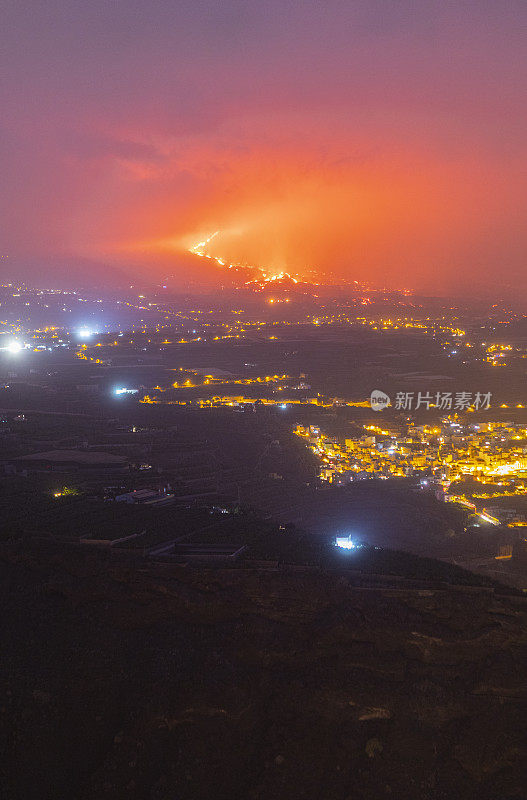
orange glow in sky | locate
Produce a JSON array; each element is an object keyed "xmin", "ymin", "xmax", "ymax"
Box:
[{"xmin": 2, "ymin": 2, "xmax": 527, "ymax": 297}]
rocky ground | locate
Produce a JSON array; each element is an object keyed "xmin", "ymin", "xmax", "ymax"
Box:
[{"xmin": 1, "ymin": 544, "xmax": 526, "ymax": 799}]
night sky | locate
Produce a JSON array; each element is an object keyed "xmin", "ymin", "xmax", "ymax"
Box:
[{"xmin": 2, "ymin": 1, "xmax": 526, "ymax": 295}]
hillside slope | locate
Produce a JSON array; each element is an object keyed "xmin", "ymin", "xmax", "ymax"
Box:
[{"xmin": 1, "ymin": 545, "xmax": 526, "ymax": 800}]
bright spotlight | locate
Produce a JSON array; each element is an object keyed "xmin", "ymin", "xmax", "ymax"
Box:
[
  {"xmin": 78, "ymin": 328, "xmax": 91, "ymax": 339},
  {"xmin": 336, "ymin": 536, "xmax": 356, "ymax": 550},
  {"xmin": 6, "ymin": 340, "xmax": 22, "ymax": 354}
]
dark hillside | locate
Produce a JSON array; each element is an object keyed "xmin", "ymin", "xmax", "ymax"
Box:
[{"xmin": 1, "ymin": 543, "xmax": 526, "ymax": 800}]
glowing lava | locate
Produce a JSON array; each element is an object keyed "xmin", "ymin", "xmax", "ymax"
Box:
[{"xmin": 188, "ymin": 231, "xmax": 307, "ymax": 286}]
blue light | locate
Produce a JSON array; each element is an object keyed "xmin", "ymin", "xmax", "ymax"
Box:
[{"xmin": 336, "ymin": 536, "xmax": 356, "ymax": 550}]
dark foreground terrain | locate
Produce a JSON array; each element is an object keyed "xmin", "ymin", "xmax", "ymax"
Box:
[{"xmin": 1, "ymin": 544, "xmax": 526, "ymax": 800}]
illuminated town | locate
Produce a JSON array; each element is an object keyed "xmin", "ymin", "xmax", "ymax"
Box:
[
  {"xmin": 2, "ymin": 281, "xmax": 527, "ymax": 545},
  {"xmin": 295, "ymin": 417, "xmax": 527, "ymax": 522}
]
